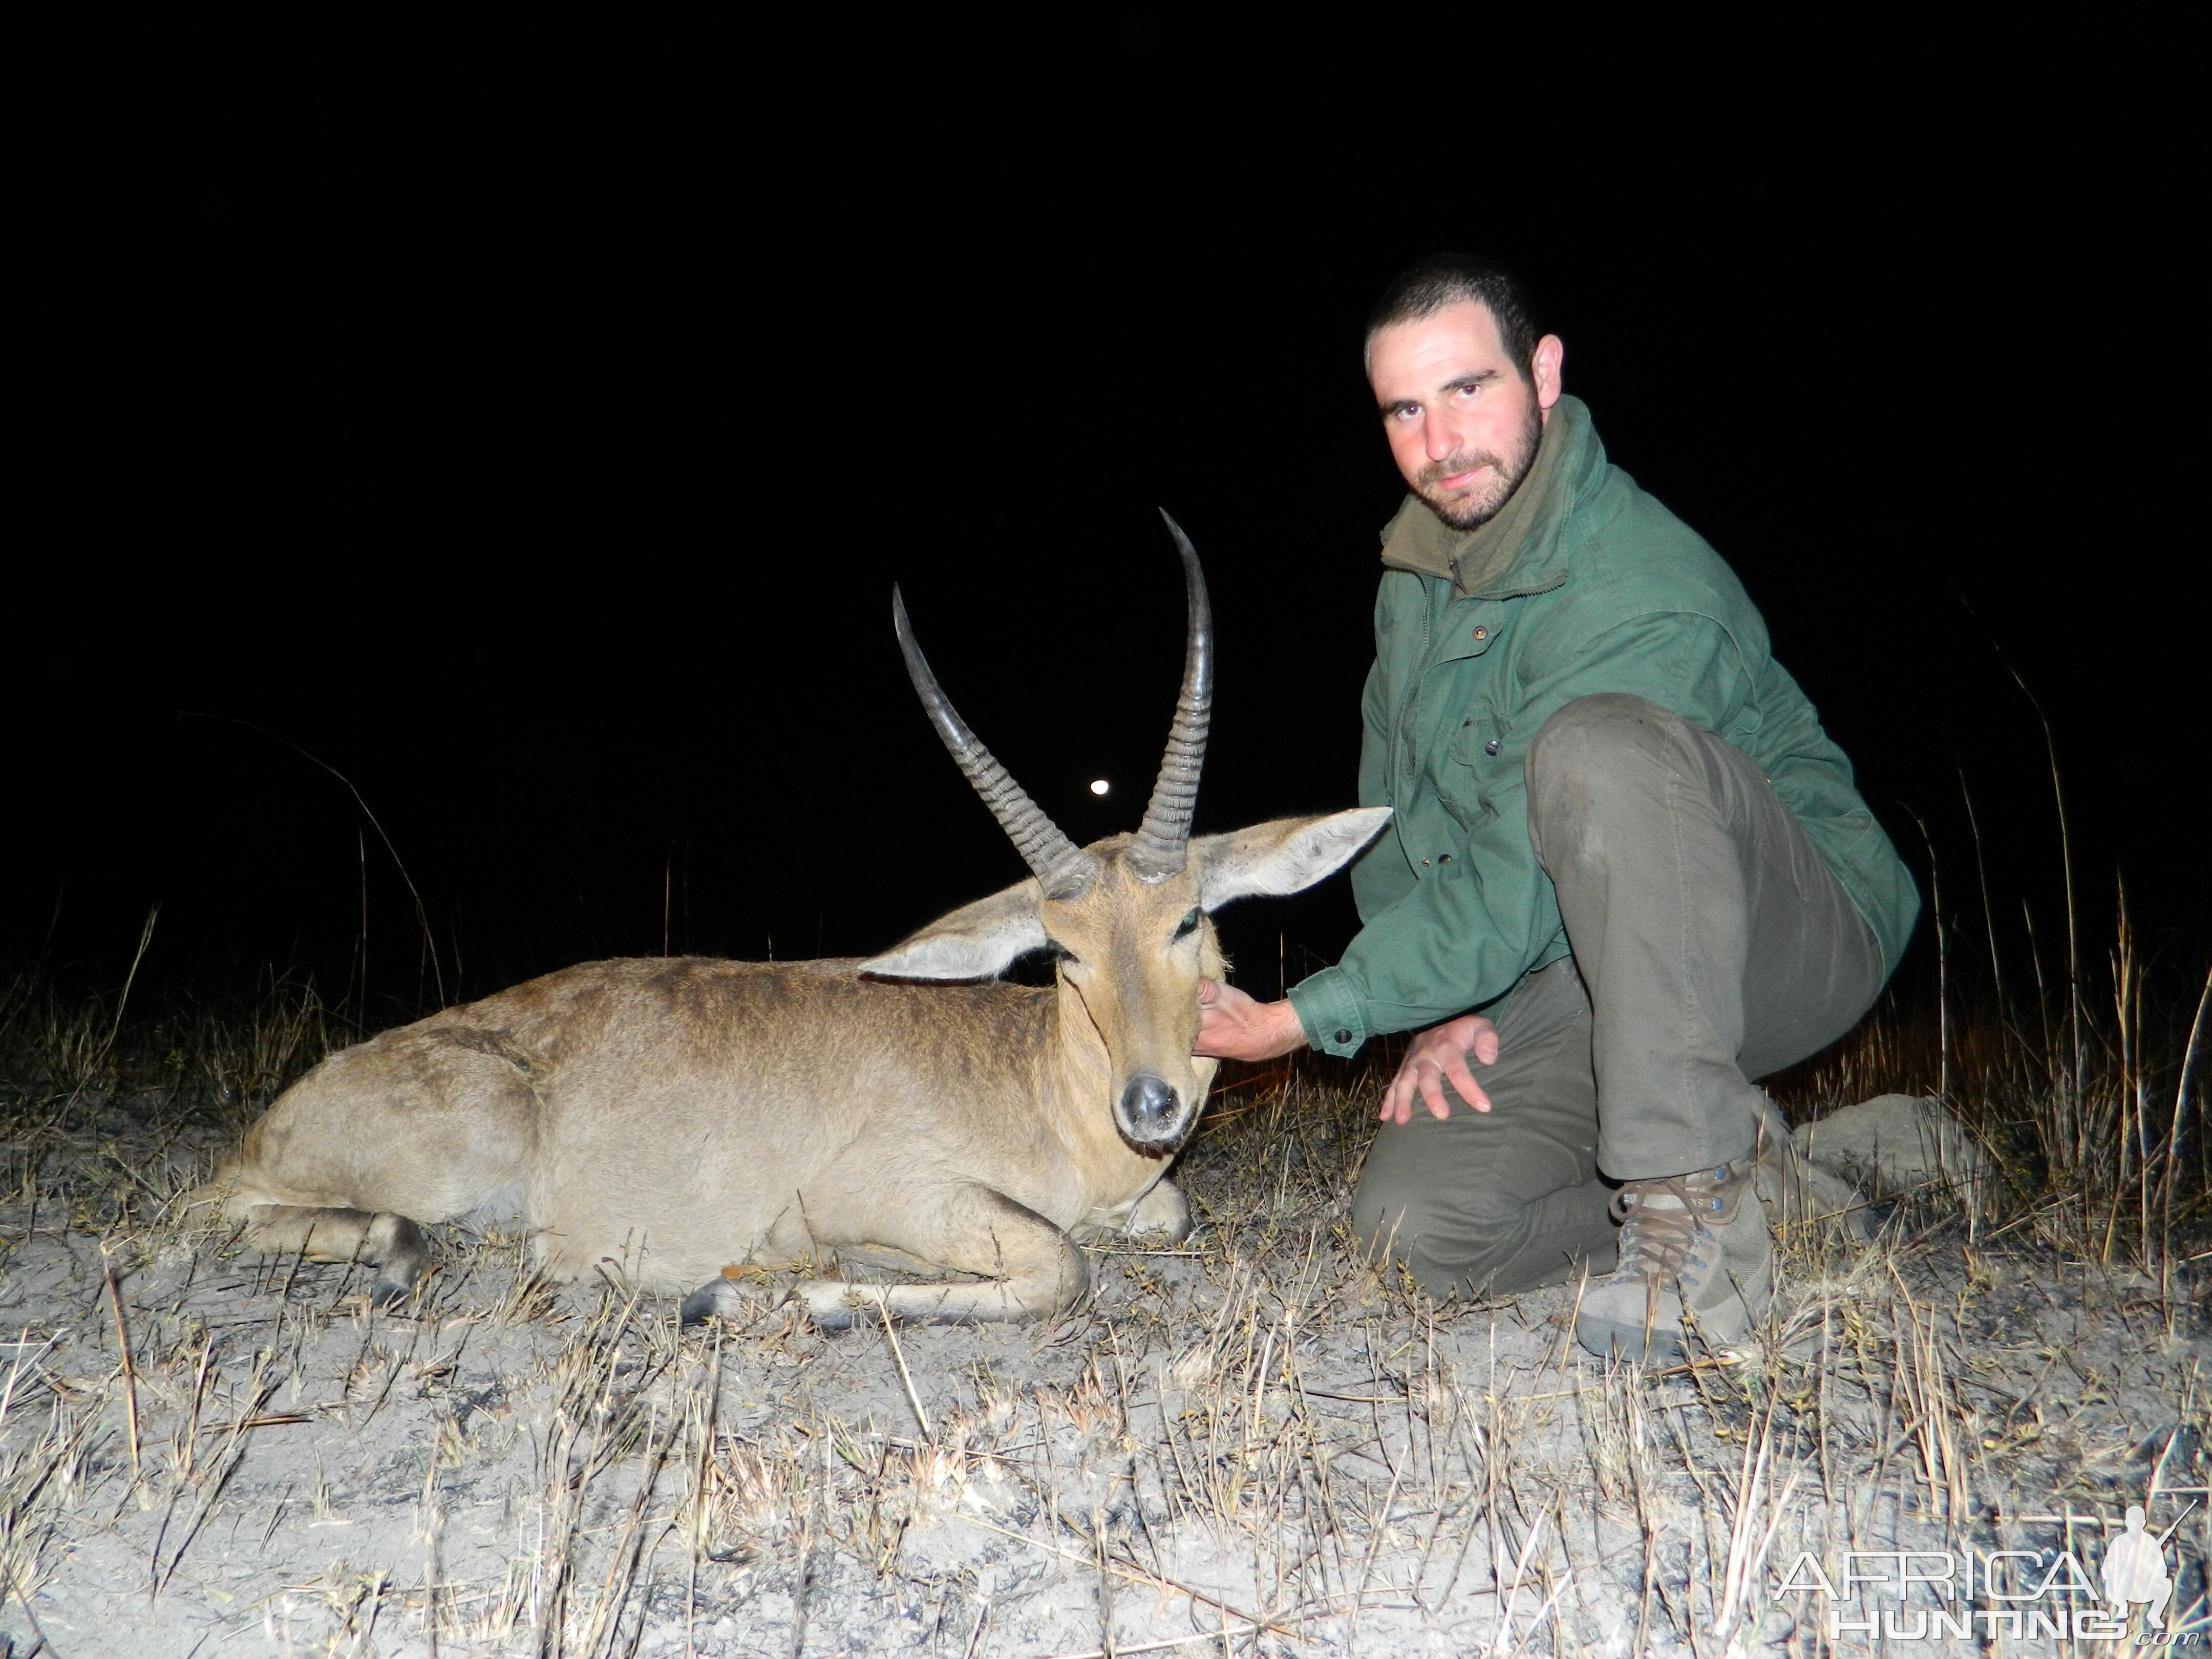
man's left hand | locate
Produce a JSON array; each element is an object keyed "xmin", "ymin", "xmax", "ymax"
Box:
[{"xmin": 1379, "ymin": 1014, "xmax": 1500, "ymax": 1125}]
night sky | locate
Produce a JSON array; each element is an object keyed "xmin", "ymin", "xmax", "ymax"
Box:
[{"xmin": 13, "ymin": 28, "xmax": 2205, "ymax": 1029}]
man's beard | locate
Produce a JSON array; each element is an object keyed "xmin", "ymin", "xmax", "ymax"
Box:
[{"xmin": 1414, "ymin": 397, "xmax": 1544, "ymax": 531}]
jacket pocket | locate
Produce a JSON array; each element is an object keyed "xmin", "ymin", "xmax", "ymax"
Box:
[{"xmin": 1439, "ymin": 713, "xmax": 1506, "ymax": 828}]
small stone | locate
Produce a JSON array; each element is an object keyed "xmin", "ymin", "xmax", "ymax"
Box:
[{"xmin": 1793, "ymin": 1094, "xmax": 1990, "ymax": 1197}]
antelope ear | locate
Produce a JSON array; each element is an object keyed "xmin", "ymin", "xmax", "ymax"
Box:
[
  {"xmin": 1192, "ymin": 809, "xmax": 1394, "ymax": 911},
  {"xmin": 859, "ymin": 878, "xmax": 1047, "ymax": 980}
]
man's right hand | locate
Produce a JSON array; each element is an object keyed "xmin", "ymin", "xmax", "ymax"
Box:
[
  {"xmin": 1194, "ymin": 978, "xmax": 1308, "ymax": 1061},
  {"xmin": 1379, "ymin": 1014, "xmax": 1500, "ymax": 1125}
]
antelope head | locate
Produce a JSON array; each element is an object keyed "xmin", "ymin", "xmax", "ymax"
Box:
[{"xmin": 862, "ymin": 515, "xmax": 1390, "ymax": 1155}]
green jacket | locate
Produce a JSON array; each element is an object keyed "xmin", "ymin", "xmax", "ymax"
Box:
[{"xmin": 1288, "ymin": 396, "xmax": 1918, "ymax": 1057}]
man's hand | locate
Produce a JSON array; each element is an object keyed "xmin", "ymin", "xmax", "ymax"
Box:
[
  {"xmin": 1379, "ymin": 1014, "xmax": 1500, "ymax": 1125},
  {"xmin": 1194, "ymin": 979, "xmax": 1308, "ymax": 1061}
]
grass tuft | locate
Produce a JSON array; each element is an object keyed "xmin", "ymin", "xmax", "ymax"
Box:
[{"xmin": 0, "ymin": 903, "xmax": 2205, "ymax": 1652}]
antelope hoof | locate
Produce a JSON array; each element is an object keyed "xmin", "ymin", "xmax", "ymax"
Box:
[
  {"xmin": 367, "ymin": 1215, "xmax": 432, "ymax": 1301},
  {"xmin": 678, "ymin": 1284, "xmax": 721, "ymax": 1325},
  {"xmin": 679, "ymin": 1278, "xmax": 771, "ymax": 1326}
]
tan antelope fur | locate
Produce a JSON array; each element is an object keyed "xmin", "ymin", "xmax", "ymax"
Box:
[{"xmin": 200, "ymin": 520, "xmax": 1390, "ymax": 1327}]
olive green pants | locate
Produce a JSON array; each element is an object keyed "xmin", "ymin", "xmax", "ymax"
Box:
[{"xmin": 1351, "ymin": 694, "xmax": 1886, "ymax": 1300}]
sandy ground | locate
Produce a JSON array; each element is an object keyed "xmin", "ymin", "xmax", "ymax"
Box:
[{"xmin": 2, "ymin": 1078, "xmax": 2206, "ymax": 1657}]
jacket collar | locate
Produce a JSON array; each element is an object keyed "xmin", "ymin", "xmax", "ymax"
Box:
[{"xmin": 1378, "ymin": 393, "xmax": 1599, "ymax": 600}]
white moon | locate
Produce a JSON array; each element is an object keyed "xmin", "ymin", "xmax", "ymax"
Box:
[{"xmin": 1089, "ymin": 779, "xmax": 1110, "ymax": 796}]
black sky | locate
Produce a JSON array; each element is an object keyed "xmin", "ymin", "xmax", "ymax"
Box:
[{"xmin": 11, "ymin": 26, "xmax": 2205, "ymax": 1026}]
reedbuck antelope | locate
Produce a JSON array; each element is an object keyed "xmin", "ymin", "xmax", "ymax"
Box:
[{"xmin": 201, "ymin": 519, "xmax": 1388, "ymax": 1327}]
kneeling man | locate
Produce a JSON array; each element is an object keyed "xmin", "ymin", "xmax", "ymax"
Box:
[{"xmin": 1197, "ymin": 253, "xmax": 1918, "ymax": 1362}]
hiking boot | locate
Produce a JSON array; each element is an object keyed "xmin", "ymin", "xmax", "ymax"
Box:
[
  {"xmin": 1750, "ymin": 1094, "xmax": 1871, "ymax": 1241},
  {"xmin": 1574, "ymin": 1159, "xmax": 1772, "ymax": 1364},
  {"xmin": 1749, "ymin": 1095, "xmax": 1808, "ymax": 1226}
]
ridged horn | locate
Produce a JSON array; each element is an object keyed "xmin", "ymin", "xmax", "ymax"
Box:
[
  {"xmin": 1124, "ymin": 511, "xmax": 1214, "ymax": 883},
  {"xmin": 892, "ymin": 586, "xmax": 1091, "ymax": 889}
]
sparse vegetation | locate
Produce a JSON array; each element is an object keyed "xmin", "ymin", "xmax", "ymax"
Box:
[{"xmin": 1, "ymin": 912, "xmax": 2205, "ymax": 1654}]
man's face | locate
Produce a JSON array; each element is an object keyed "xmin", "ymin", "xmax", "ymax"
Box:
[{"xmin": 1368, "ymin": 301, "xmax": 1563, "ymax": 531}]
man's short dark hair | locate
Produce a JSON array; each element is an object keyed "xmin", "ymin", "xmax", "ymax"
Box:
[{"xmin": 1366, "ymin": 253, "xmax": 1545, "ymax": 381}]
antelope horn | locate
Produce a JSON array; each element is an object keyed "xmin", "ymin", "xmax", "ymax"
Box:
[
  {"xmin": 1124, "ymin": 512, "xmax": 1214, "ymax": 883},
  {"xmin": 892, "ymin": 587, "xmax": 1092, "ymax": 890}
]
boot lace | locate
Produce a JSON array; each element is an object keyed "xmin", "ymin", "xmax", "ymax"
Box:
[{"xmin": 1609, "ymin": 1165, "xmax": 1734, "ymax": 1282}]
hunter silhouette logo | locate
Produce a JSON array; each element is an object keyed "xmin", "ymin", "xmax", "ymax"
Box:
[{"xmin": 2101, "ymin": 1504, "xmax": 2179, "ymax": 1630}]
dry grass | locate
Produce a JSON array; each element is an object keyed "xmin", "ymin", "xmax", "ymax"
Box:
[{"xmin": 0, "ymin": 939, "xmax": 2206, "ymax": 1655}]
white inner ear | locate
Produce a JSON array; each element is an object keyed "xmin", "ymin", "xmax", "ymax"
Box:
[
  {"xmin": 1193, "ymin": 807, "xmax": 1394, "ymax": 911},
  {"xmin": 859, "ymin": 879, "xmax": 1046, "ymax": 981}
]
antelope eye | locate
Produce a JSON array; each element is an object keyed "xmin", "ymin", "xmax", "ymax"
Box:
[{"xmin": 1172, "ymin": 908, "xmax": 1201, "ymax": 942}]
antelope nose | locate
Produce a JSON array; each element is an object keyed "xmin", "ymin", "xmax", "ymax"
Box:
[{"xmin": 1118, "ymin": 1073, "xmax": 1179, "ymax": 1134}]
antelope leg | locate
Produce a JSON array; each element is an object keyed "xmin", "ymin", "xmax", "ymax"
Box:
[
  {"xmin": 239, "ymin": 1204, "xmax": 432, "ymax": 1305},
  {"xmin": 794, "ymin": 1185, "xmax": 1090, "ymax": 1329},
  {"xmin": 1124, "ymin": 1178, "xmax": 1192, "ymax": 1243}
]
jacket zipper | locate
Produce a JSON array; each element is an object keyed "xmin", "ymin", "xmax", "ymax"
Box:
[{"xmin": 1392, "ymin": 580, "xmax": 1438, "ymax": 817}]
